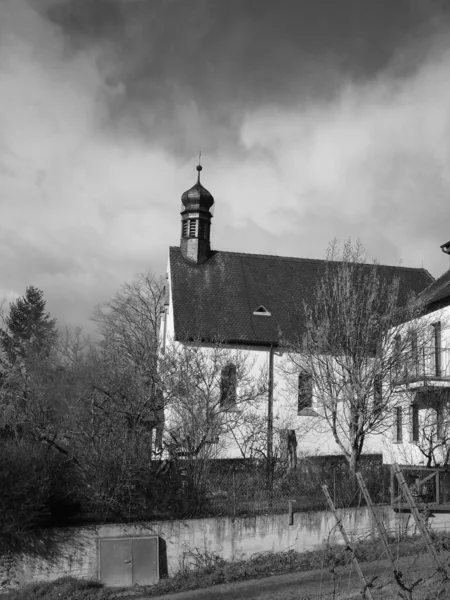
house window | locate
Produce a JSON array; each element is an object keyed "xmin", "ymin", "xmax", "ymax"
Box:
[
  {"xmin": 189, "ymin": 219, "xmax": 197, "ymax": 237},
  {"xmin": 411, "ymin": 404, "xmax": 419, "ymax": 442},
  {"xmin": 410, "ymin": 330, "xmax": 418, "ymax": 364},
  {"xmin": 394, "ymin": 406, "xmax": 403, "ymax": 442},
  {"xmin": 436, "ymin": 405, "xmax": 444, "ymax": 441},
  {"xmin": 394, "ymin": 332, "xmax": 402, "ymax": 364},
  {"xmin": 220, "ymin": 363, "xmax": 237, "ymax": 407},
  {"xmin": 298, "ymin": 371, "xmax": 313, "ymax": 413},
  {"xmin": 432, "ymin": 321, "xmax": 442, "ymax": 376}
]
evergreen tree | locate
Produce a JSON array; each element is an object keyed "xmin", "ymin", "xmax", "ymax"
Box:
[{"xmin": 0, "ymin": 286, "xmax": 57, "ymax": 363}]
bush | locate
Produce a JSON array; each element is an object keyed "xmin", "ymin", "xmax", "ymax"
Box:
[{"xmin": 0, "ymin": 440, "xmax": 78, "ymax": 557}]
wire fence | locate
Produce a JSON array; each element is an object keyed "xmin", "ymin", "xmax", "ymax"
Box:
[{"xmin": 170, "ymin": 454, "xmax": 391, "ymax": 519}]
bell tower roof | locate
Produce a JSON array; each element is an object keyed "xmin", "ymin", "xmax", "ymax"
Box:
[{"xmin": 181, "ymin": 165, "xmax": 214, "ymax": 212}]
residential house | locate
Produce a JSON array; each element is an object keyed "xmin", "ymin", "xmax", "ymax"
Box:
[
  {"xmin": 383, "ymin": 242, "xmax": 450, "ymax": 467},
  {"xmin": 161, "ymin": 165, "xmax": 435, "ymax": 461}
]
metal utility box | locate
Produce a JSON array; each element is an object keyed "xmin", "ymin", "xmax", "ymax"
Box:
[{"xmin": 99, "ymin": 536, "xmax": 159, "ymax": 586}]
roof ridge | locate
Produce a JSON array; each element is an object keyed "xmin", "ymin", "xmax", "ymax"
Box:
[
  {"xmin": 425, "ymin": 266, "xmax": 450, "ymax": 286},
  {"xmin": 420, "ymin": 267, "xmax": 450, "ymax": 296},
  {"xmin": 169, "ymin": 246, "xmax": 432, "ymax": 274}
]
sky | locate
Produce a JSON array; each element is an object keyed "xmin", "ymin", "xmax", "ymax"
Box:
[{"xmin": 1, "ymin": 0, "xmax": 450, "ymax": 332}]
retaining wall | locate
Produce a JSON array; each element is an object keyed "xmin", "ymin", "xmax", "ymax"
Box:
[{"xmin": 2, "ymin": 506, "xmax": 450, "ymax": 588}]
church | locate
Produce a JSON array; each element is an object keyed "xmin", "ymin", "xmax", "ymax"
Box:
[{"xmin": 160, "ymin": 164, "xmax": 439, "ymax": 462}]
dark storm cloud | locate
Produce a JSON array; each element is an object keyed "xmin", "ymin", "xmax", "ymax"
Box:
[
  {"xmin": 1, "ymin": 0, "xmax": 450, "ymax": 331},
  {"xmin": 44, "ymin": 0, "xmax": 450, "ymax": 154}
]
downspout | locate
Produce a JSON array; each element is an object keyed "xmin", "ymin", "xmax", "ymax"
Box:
[
  {"xmin": 161, "ymin": 276, "xmax": 170, "ymax": 355},
  {"xmin": 162, "ymin": 306, "xmax": 168, "ymax": 355},
  {"xmin": 267, "ymin": 344, "xmax": 274, "ymax": 501}
]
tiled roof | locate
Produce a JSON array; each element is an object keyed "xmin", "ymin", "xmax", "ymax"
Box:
[
  {"xmin": 420, "ymin": 268, "xmax": 450, "ymax": 310},
  {"xmin": 169, "ymin": 247, "xmax": 435, "ymax": 346}
]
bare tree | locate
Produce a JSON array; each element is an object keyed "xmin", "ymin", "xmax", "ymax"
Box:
[
  {"xmin": 285, "ymin": 240, "xmax": 430, "ymax": 474},
  {"xmin": 396, "ymin": 391, "xmax": 450, "ymax": 468},
  {"xmin": 91, "ymin": 271, "xmax": 166, "ymax": 455},
  {"xmin": 161, "ymin": 341, "xmax": 268, "ymax": 460}
]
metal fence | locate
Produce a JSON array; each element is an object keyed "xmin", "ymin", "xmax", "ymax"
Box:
[
  {"xmin": 175, "ymin": 454, "xmax": 391, "ymax": 519},
  {"xmin": 394, "ymin": 346, "xmax": 450, "ymax": 383}
]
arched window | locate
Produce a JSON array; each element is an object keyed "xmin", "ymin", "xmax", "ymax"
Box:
[
  {"xmin": 298, "ymin": 371, "xmax": 313, "ymax": 413},
  {"xmin": 220, "ymin": 363, "xmax": 237, "ymax": 407}
]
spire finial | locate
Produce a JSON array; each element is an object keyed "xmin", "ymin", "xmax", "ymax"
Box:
[{"xmin": 196, "ymin": 151, "xmax": 202, "ymax": 183}]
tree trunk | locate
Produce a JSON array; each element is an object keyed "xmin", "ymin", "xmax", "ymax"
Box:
[{"xmin": 349, "ymin": 450, "xmax": 358, "ymax": 477}]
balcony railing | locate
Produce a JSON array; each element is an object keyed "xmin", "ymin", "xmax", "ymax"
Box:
[{"xmin": 392, "ymin": 346, "xmax": 450, "ymax": 385}]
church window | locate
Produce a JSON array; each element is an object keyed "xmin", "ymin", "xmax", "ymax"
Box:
[
  {"xmin": 298, "ymin": 371, "xmax": 313, "ymax": 413},
  {"xmin": 189, "ymin": 219, "xmax": 197, "ymax": 237},
  {"xmin": 182, "ymin": 220, "xmax": 188, "ymax": 237},
  {"xmin": 220, "ymin": 363, "xmax": 237, "ymax": 407}
]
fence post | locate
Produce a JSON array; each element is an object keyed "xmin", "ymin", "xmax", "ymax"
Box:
[
  {"xmin": 322, "ymin": 484, "xmax": 374, "ymax": 600},
  {"xmin": 393, "ymin": 463, "xmax": 450, "ymax": 596},
  {"xmin": 288, "ymin": 499, "xmax": 296, "ymax": 526},
  {"xmin": 232, "ymin": 466, "xmax": 236, "ymax": 517},
  {"xmin": 356, "ymin": 471, "xmax": 414, "ymax": 593}
]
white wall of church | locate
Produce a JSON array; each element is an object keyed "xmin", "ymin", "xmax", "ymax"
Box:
[{"xmin": 160, "ymin": 266, "xmax": 383, "ymax": 460}]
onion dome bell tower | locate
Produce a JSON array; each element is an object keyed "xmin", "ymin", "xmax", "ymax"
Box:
[{"xmin": 180, "ymin": 164, "xmax": 214, "ymax": 264}]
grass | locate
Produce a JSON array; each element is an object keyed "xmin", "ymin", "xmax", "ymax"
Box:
[
  {"xmin": 141, "ymin": 532, "xmax": 450, "ymax": 597},
  {"xmin": 1, "ymin": 533, "xmax": 450, "ymax": 599},
  {"xmin": 0, "ymin": 577, "xmax": 116, "ymax": 600}
]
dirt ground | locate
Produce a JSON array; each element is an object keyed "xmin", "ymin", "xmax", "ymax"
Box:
[{"xmin": 140, "ymin": 553, "xmax": 449, "ymax": 600}]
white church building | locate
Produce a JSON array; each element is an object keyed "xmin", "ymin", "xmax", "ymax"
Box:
[{"xmin": 160, "ymin": 164, "xmax": 440, "ymax": 464}]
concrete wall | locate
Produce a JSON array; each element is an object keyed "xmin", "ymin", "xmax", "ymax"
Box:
[{"xmin": 3, "ymin": 506, "xmax": 450, "ymax": 589}]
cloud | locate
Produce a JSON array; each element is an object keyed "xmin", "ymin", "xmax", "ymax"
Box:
[
  {"xmin": 0, "ymin": 0, "xmax": 188, "ymax": 329},
  {"xmin": 208, "ymin": 38, "xmax": 450, "ymax": 273},
  {"xmin": 0, "ymin": 0, "xmax": 449, "ymax": 332}
]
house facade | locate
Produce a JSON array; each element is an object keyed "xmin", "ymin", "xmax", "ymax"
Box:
[
  {"xmin": 383, "ymin": 246, "xmax": 450, "ymax": 467},
  {"xmin": 160, "ymin": 165, "xmax": 435, "ymax": 462}
]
